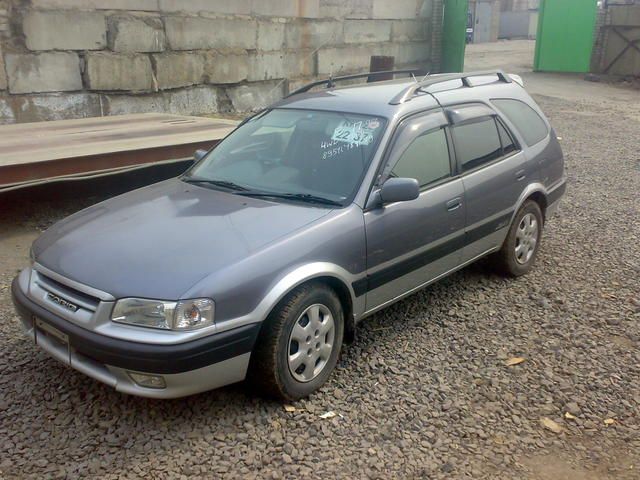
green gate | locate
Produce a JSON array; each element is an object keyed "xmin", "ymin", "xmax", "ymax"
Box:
[{"xmin": 534, "ymin": 0, "xmax": 599, "ymax": 73}]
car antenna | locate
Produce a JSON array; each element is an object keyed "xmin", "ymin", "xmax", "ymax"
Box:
[
  {"xmin": 421, "ymin": 71, "xmax": 431, "ymax": 81},
  {"xmin": 411, "ymin": 73, "xmax": 417, "ymax": 83}
]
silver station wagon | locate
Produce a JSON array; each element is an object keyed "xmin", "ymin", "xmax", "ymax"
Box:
[{"xmin": 12, "ymin": 70, "xmax": 566, "ymax": 400}]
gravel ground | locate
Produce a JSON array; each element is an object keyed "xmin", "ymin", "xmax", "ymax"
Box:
[{"xmin": 1, "ymin": 87, "xmax": 639, "ymax": 479}]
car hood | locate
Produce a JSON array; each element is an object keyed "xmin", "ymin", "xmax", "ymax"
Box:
[{"xmin": 33, "ymin": 179, "xmax": 333, "ymax": 299}]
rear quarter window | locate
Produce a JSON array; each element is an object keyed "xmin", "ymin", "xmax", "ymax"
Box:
[{"xmin": 491, "ymin": 99, "xmax": 549, "ymax": 147}]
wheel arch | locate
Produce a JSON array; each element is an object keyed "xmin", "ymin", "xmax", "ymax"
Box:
[
  {"xmin": 257, "ymin": 263, "xmax": 360, "ymax": 344},
  {"xmin": 526, "ymin": 190, "xmax": 548, "ymax": 222},
  {"xmin": 513, "ymin": 183, "xmax": 548, "ymax": 224}
]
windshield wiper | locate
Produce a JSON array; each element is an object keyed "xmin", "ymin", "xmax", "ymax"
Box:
[
  {"xmin": 182, "ymin": 176, "xmax": 249, "ymax": 191},
  {"xmin": 235, "ymin": 191, "xmax": 343, "ymax": 207}
]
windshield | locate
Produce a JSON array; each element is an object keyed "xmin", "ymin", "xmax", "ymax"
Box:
[{"xmin": 185, "ymin": 109, "xmax": 387, "ymax": 205}]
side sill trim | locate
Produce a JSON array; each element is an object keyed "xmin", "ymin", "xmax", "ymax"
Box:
[
  {"xmin": 353, "ymin": 211, "xmax": 511, "ymax": 296},
  {"xmin": 360, "ymin": 246, "xmax": 499, "ymax": 319}
]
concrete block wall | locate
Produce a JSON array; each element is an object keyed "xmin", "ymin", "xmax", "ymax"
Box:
[{"xmin": 0, "ymin": 0, "xmax": 439, "ymax": 124}]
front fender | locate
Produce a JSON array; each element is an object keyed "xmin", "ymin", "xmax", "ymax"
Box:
[
  {"xmin": 181, "ymin": 205, "xmax": 368, "ymax": 335},
  {"xmin": 202, "ymin": 262, "xmax": 365, "ymax": 335}
]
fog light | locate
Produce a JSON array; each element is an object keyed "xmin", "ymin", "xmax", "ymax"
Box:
[{"xmin": 128, "ymin": 372, "xmax": 166, "ymax": 389}]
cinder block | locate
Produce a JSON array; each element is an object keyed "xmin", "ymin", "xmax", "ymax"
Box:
[
  {"xmin": 0, "ymin": 96, "xmax": 14, "ymax": 124},
  {"xmin": 316, "ymin": 46, "xmax": 375, "ymax": 74},
  {"xmin": 257, "ymin": 19, "xmax": 286, "ymax": 51},
  {"xmin": 344, "ymin": 19, "xmax": 392, "ymax": 43},
  {"xmin": 23, "ymin": 10, "xmax": 106, "ymax": 51},
  {"xmin": 319, "ymin": 0, "xmax": 372, "ymax": 19},
  {"xmin": 372, "ymin": 0, "xmax": 419, "ymax": 19},
  {"xmin": 105, "ymin": 86, "xmax": 218, "ymax": 116},
  {"xmin": 102, "ymin": 92, "xmax": 168, "ymax": 115},
  {"xmin": 30, "ymin": 0, "xmax": 159, "ymax": 10},
  {"xmin": 159, "ymin": 0, "xmax": 251, "ymax": 15},
  {"xmin": 86, "ymin": 53, "xmax": 153, "ymax": 91},
  {"xmin": 108, "ymin": 15, "xmax": 166, "ymax": 52},
  {"xmin": 226, "ymin": 80, "xmax": 285, "ymax": 112},
  {"xmin": 387, "ymin": 42, "xmax": 431, "ymax": 66},
  {"xmin": 248, "ymin": 51, "xmax": 314, "ymax": 81},
  {"xmin": 11, "ymin": 93, "xmax": 102, "ymax": 122},
  {"xmin": 165, "ymin": 17, "xmax": 257, "ymax": 50},
  {"xmin": 392, "ymin": 19, "xmax": 428, "ymax": 41},
  {"xmin": 169, "ymin": 86, "xmax": 218, "ymax": 115},
  {"xmin": 285, "ymin": 20, "xmax": 343, "ymax": 48},
  {"xmin": 204, "ymin": 50, "xmax": 249, "ymax": 84},
  {"xmin": 153, "ymin": 52, "xmax": 205, "ymax": 90},
  {"xmin": 5, "ymin": 52, "xmax": 82, "ymax": 94},
  {"xmin": 252, "ymin": 0, "xmax": 319, "ymax": 18}
]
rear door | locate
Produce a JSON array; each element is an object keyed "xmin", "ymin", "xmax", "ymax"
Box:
[
  {"xmin": 447, "ymin": 104, "xmax": 526, "ymax": 261},
  {"xmin": 363, "ymin": 110, "xmax": 466, "ymax": 311}
]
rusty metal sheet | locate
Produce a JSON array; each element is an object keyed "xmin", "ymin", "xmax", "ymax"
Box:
[{"xmin": 0, "ymin": 113, "xmax": 238, "ymax": 190}]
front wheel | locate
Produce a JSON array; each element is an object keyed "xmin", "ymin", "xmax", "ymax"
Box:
[
  {"xmin": 247, "ymin": 283, "xmax": 344, "ymax": 400},
  {"xmin": 491, "ymin": 200, "xmax": 543, "ymax": 276}
]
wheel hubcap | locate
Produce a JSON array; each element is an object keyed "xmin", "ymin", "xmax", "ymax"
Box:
[
  {"xmin": 515, "ymin": 213, "xmax": 538, "ymax": 264},
  {"xmin": 287, "ymin": 304, "xmax": 335, "ymax": 383}
]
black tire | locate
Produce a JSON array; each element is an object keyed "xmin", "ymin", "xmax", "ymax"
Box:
[
  {"xmin": 491, "ymin": 200, "xmax": 543, "ymax": 277},
  {"xmin": 247, "ymin": 282, "xmax": 344, "ymax": 400}
]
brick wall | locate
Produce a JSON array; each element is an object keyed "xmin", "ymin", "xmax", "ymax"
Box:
[{"xmin": 0, "ymin": 0, "xmax": 439, "ymax": 124}]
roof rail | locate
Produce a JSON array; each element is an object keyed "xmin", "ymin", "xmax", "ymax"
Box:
[
  {"xmin": 388, "ymin": 70, "xmax": 512, "ymax": 105},
  {"xmin": 286, "ymin": 69, "xmax": 426, "ymax": 98}
]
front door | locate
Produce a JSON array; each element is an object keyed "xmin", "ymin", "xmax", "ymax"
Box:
[{"xmin": 363, "ymin": 111, "xmax": 466, "ymax": 312}]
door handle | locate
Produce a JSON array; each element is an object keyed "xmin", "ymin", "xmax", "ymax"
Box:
[
  {"xmin": 446, "ymin": 197, "xmax": 462, "ymax": 211},
  {"xmin": 515, "ymin": 169, "xmax": 526, "ymax": 181}
]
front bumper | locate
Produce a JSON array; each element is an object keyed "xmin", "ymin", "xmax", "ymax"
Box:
[{"xmin": 12, "ymin": 277, "xmax": 260, "ymax": 398}]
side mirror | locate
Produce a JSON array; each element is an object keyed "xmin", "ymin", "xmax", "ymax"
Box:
[
  {"xmin": 194, "ymin": 149, "xmax": 208, "ymax": 162},
  {"xmin": 379, "ymin": 177, "xmax": 420, "ymax": 205}
]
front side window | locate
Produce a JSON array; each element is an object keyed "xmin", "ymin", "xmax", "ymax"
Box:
[
  {"xmin": 452, "ymin": 117, "xmax": 502, "ymax": 171},
  {"xmin": 186, "ymin": 109, "xmax": 386, "ymax": 204},
  {"xmin": 390, "ymin": 128, "xmax": 451, "ymax": 187},
  {"xmin": 492, "ymin": 98, "xmax": 548, "ymax": 146}
]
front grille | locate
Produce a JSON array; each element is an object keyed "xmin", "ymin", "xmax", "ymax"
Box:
[{"xmin": 35, "ymin": 272, "xmax": 100, "ymax": 312}]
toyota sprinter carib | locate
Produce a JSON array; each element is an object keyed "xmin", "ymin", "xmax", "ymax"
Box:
[{"xmin": 12, "ymin": 71, "xmax": 566, "ymax": 400}]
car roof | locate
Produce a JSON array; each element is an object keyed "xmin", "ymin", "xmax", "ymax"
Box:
[{"xmin": 271, "ymin": 71, "xmax": 531, "ymax": 119}]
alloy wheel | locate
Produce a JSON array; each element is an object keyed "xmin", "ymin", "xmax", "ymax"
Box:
[
  {"xmin": 514, "ymin": 213, "xmax": 538, "ymax": 264},
  {"xmin": 287, "ymin": 304, "xmax": 335, "ymax": 382}
]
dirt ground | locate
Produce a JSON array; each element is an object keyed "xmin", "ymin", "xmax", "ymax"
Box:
[{"xmin": 0, "ymin": 40, "xmax": 638, "ymax": 479}]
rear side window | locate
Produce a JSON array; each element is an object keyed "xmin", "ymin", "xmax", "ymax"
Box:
[
  {"xmin": 492, "ymin": 99, "xmax": 548, "ymax": 146},
  {"xmin": 391, "ymin": 129, "xmax": 451, "ymax": 187},
  {"xmin": 452, "ymin": 117, "xmax": 502, "ymax": 172}
]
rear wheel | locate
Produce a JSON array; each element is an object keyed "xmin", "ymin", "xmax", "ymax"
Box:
[
  {"xmin": 491, "ymin": 200, "xmax": 543, "ymax": 276},
  {"xmin": 247, "ymin": 283, "xmax": 344, "ymax": 400}
]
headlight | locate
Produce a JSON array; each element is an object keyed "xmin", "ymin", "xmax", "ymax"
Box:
[{"xmin": 111, "ymin": 298, "xmax": 214, "ymax": 331}]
